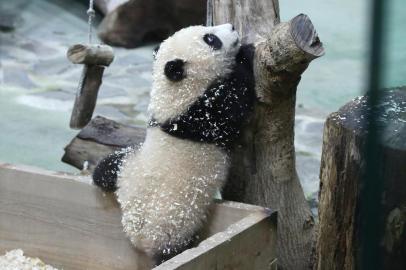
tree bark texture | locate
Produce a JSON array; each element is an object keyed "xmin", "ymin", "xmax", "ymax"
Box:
[
  {"xmin": 316, "ymin": 88, "xmax": 406, "ymax": 270},
  {"xmin": 212, "ymin": 1, "xmax": 324, "ymax": 269}
]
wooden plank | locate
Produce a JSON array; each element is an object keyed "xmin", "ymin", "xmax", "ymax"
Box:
[
  {"xmin": 0, "ymin": 163, "xmax": 138, "ymax": 270},
  {"xmin": 157, "ymin": 211, "xmax": 277, "ymax": 270},
  {"xmin": 0, "ymin": 163, "xmax": 277, "ymax": 269}
]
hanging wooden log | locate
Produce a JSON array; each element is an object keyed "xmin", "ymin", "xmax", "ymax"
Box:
[
  {"xmin": 67, "ymin": 44, "xmax": 114, "ymax": 66},
  {"xmin": 67, "ymin": 43, "xmax": 114, "ymax": 129},
  {"xmin": 316, "ymin": 88, "xmax": 406, "ymax": 270},
  {"xmin": 212, "ymin": 1, "xmax": 324, "ymax": 269},
  {"xmin": 69, "ymin": 65, "xmax": 104, "ymax": 129}
]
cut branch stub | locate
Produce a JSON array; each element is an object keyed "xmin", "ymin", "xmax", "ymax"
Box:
[
  {"xmin": 255, "ymin": 14, "xmax": 324, "ymax": 103},
  {"xmin": 291, "ymin": 14, "xmax": 324, "ymax": 58},
  {"xmin": 67, "ymin": 44, "xmax": 114, "ymax": 66}
]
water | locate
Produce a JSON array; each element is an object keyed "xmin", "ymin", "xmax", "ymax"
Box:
[
  {"xmin": 280, "ymin": 0, "xmax": 405, "ymax": 111},
  {"xmin": 0, "ymin": 0, "xmax": 405, "ymax": 199}
]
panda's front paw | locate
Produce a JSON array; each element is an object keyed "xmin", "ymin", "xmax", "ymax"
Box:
[{"xmin": 92, "ymin": 151, "xmax": 126, "ymax": 192}]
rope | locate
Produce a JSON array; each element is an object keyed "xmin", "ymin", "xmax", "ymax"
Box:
[
  {"xmin": 206, "ymin": 0, "xmax": 213, "ymax": 26},
  {"xmin": 76, "ymin": 0, "xmax": 96, "ymax": 97},
  {"xmin": 87, "ymin": 0, "xmax": 95, "ymax": 44},
  {"xmin": 77, "ymin": 0, "xmax": 95, "ymax": 95}
]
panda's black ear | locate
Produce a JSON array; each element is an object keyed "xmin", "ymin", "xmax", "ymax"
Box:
[{"xmin": 164, "ymin": 59, "xmax": 186, "ymax": 82}]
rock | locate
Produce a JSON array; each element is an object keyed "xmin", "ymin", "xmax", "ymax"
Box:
[
  {"xmin": 0, "ymin": 10, "xmax": 23, "ymax": 32},
  {"xmin": 97, "ymin": 0, "xmax": 206, "ymax": 48},
  {"xmin": 94, "ymin": 0, "xmax": 129, "ymax": 15}
]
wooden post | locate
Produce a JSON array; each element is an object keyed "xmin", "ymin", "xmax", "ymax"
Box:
[
  {"xmin": 212, "ymin": 1, "xmax": 324, "ymax": 269},
  {"xmin": 316, "ymin": 88, "xmax": 406, "ymax": 270}
]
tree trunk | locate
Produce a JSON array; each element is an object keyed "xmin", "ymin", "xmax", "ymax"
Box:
[
  {"xmin": 97, "ymin": 0, "xmax": 206, "ymax": 48},
  {"xmin": 316, "ymin": 88, "xmax": 406, "ymax": 270},
  {"xmin": 212, "ymin": 1, "xmax": 324, "ymax": 269}
]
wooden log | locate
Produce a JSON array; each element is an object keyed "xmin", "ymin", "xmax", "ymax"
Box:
[
  {"xmin": 212, "ymin": 1, "xmax": 324, "ymax": 269},
  {"xmin": 69, "ymin": 66, "xmax": 106, "ymax": 129},
  {"xmin": 67, "ymin": 44, "xmax": 114, "ymax": 66},
  {"xmin": 316, "ymin": 88, "xmax": 406, "ymax": 270},
  {"xmin": 63, "ymin": 116, "xmax": 146, "ymax": 170}
]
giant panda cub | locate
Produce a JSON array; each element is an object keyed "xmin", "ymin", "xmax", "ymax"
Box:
[{"xmin": 93, "ymin": 24, "xmax": 255, "ymax": 266}]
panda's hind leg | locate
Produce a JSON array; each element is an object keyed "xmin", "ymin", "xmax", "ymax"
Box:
[
  {"xmin": 92, "ymin": 150, "xmax": 126, "ymax": 192},
  {"xmin": 152, "ymin": 234, "xmax": 200, "ymax": 266}
]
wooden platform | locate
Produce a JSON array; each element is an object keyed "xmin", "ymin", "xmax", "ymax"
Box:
[{"xmin": 0, "ymin": 163, "xmax": 277, "ymax": 269}]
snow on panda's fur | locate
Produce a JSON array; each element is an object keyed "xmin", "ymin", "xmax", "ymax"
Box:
[{"xmin": 93, "ymin": 24, "xmax": 255, "ymax": 266}]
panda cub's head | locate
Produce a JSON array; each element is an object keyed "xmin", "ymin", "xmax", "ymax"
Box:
[{"xmin": 149, "ymin": 24, "xmax": 241, "ymax": 123}]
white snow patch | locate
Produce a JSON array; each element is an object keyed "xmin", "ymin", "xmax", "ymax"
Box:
[{"xmin": 0, "ymin": 249, "xmax": 59, "ymax": 270}]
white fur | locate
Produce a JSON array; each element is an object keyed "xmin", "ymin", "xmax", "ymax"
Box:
[
  {"xmin": 148, "ymin": 24, "xmax": 240, "ymax": 123},
  {"xmin": 117, "ymin": 128, "xmax": 229, "ymax": 255},
  {"xmin": 116, "ymin": 24, "xmax": 239, "ymax": 259}
]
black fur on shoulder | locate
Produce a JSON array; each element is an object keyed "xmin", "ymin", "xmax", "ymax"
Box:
[
  {"xmin": 152, "ymin": 44, "xmax": 256, "ymax": 149},
  {"xmin": 92, "ymin": 151, "xmax": 127, "ymax": 192}
]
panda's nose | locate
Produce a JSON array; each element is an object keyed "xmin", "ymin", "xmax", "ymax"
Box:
[{"xmin": 231, "ymin": 25, "xmax": 235, "ymax": 31}]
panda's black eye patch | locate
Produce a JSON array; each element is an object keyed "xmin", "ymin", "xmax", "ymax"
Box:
[
  {"xmin": 164, "ymin": 59, "xmax": 186, "ymax": 82},
  {"xmin": 203, "ymin": 34, "xmax": 222, "ymax": 50}
]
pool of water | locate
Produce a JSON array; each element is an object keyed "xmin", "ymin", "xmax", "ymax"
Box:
[
  {"xmin": 0, "ymin": 0, "xmax": 405, "ymax": 199},
  {"xmin": 280, "ymin": 0, "xmax": 405, "ymax": 111}
]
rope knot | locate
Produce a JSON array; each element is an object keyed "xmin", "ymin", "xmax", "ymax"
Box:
[{"xmin": 87, "ymin": 8, "xmax": 95, "ymax": 17}]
